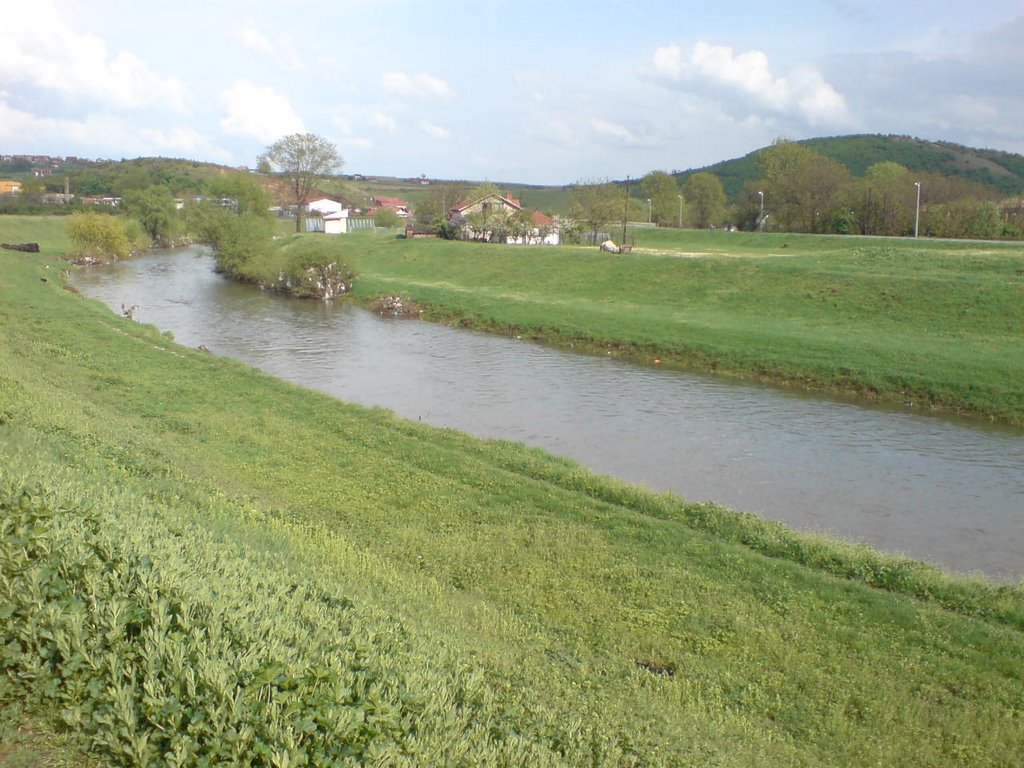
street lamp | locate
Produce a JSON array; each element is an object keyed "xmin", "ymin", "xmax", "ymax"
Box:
[
  {"xmin": 677, "ymin": 194, "xmax": 683, "ymax": 228},
  {"xmin": 646, "ymin": 198, "xmax": 652, "ymax": 224},
  {"xmin": 913, "ymin": 181, "xmax": 921, "ymax": 238}
]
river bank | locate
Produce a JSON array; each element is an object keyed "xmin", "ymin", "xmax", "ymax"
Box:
[
  {"xmin": 70, "ymin": 246, "xmax": 1024, "ymax": 581},
  {"xmin": 5, "ymin": 215, "xmax": 1023, "ymax": 424},
  {"xmin": 340, "ymin": 230, "xmax": 1024, "ymax": 425},
  {"xmin": 3, "ymin": 237, "xmax": 1024, "ymax": 765}
]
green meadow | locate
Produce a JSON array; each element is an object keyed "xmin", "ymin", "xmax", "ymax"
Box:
[{"xmin": 2, "ymin": 218, "xmax": 1024, "ymax": 765}]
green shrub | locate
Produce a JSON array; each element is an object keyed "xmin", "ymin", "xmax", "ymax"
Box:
[{"xmin": 66, "ymin": 212, "xmax": 131, "ymax": 260}]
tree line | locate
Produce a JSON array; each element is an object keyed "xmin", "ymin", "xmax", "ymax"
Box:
[{"xmin": 573, "ymin": 140, "xmax": 1022, "ymax": 241}]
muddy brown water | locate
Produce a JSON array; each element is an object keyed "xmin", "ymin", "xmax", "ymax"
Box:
[{"xmin": 72, "ymin": 246, "xmax": 1024, "ymax": 581}]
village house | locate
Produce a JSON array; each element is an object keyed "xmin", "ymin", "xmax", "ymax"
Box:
[
  {"xmin": 305, "ymin": 197, "xmax": 346, "ymax": 217},
  {"xmin": 367, "ymin": 195, "xmax": 410, "ymax": 218},
  {"xmin": 0, "ymin": 180, "xmax": 22, "ymax": 195},
  {"xmin": 450, "ymin": 193, "xmax": 560, "ymax": 245},
  {"xmin": 301, "ymin": 197, "xmax": 352, "ymax": 234}
]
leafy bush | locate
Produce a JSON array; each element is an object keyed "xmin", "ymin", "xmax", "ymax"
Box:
[
  {"xmin": 187, "ymin": 205, "xmax": 271, "ymax": 275},
  {"xmin": 66, "ymin": 212, "xmax": 131, "ymax": 260},
  {"xmin": 0, "ymin": 485, "xmax": 555, "ymax": 767}
]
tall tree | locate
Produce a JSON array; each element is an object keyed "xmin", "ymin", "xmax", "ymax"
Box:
[
  {"xmin": 756, "ymin": 140, "xmax": 850, "ymax": 233},
  {"xmin": 122, "ymin": 186, "xmax": 178, "ymax": 243},
  {"xmin": 259, "ymin": 134, "xmax": 343, "ymax": 232},
  {"xmin": 207, "ymin": 172, "xmax": 271, "ymax": 217},
  {"xmin": 849, "ymin": 161, "xmax": 913, "ymax": 236},
  {"xmin": 639, "ymin": 171, "xmax": 681, "ymax": 226},
  {"xmin": 682, "ymin": 172, "xmax": 726, "ymax": 229},
  {"xmin": 569, "ymin": 180, "xmax": 620, "ymax": 245}
]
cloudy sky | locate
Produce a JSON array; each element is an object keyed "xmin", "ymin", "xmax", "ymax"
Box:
[{"xmin": 2, "ymin": 0, "xmax": 1022, "ymax": 184}]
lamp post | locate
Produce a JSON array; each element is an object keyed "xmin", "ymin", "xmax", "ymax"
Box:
[
  {"xmin": 913, "ymin": 181, "xmax": 921, "ymax": 238},
  {"xmin": 677, "ymin": 194, "xmax": 683, "ymax": 228},
  {"xmin": 646, "ymin": 198, "xmax": 652, "ymax": 224}
]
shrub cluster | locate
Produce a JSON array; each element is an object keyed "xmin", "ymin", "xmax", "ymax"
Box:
[{"xmin": 0, "ymin": 486, "xmax": 556, "ymax": 766}]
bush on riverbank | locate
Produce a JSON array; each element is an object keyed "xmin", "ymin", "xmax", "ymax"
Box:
[
  {"xmin": 2, "ymin": 247, "xmax": 1023, "ymax": 766},
  {"xmin": 233, "ymin": 233, "xmax": 357, "ymax": 300}
]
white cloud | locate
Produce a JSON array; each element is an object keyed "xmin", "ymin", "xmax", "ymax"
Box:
[
  {"xmin": 220, "ymin": 81, "xmax": 305, "ymax": 142},
  {"xmin": 0, "ymin": 97, "xmax": 229, "ymax": 161},
  {"xmin": 239, "ymin": 21, "xmax": 303, "ymax": 71},
  {"xmin": 590, "ymin": 118, "xmax": 647, "ymax": 146},
  {"xmin": 380, "ymin": 72, "xmax": 453, "ymax": 98},
  {"xmin": 137, "ymin": 127, "xmax": 210, "ymax": 154},
  {"xmin": 370, "ymin": 112, "xmax": 399, "ymax": 134},
  {"xmin": 0, "ymin": 0, "xmax": 188, "ymax": 112},
  {"xmin": 420, "ymin": 122, "xmax": 452, "ymax": 140},
  {"xmin": 650, "ymin": 41, "xmax": 851, "ymax": 126}
]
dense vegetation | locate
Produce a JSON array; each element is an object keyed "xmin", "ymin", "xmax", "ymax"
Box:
[
  {"xmin": 5, "ymin": 134, "xmax": 1024, "ymax": 240},
  {"xmin": 2, "ymin": 228, "xmax": 1023, "ymax": 766},
  {"xmin": 677, "ymin": 134, "xmax": 1024, "ymax": 199}
]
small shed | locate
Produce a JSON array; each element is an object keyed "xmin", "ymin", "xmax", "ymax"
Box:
[{"xmin": 324, "ymin": 209, "xmax": 350, "ymax": 235}]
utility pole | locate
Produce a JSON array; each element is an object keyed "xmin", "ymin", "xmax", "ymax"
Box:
[
  {"xmin": 622, "ymin": 176, "xmax": 630, "ymax": 246},
  {"xmin": 914, "ymin": 181, "xmax": 921, "ymax": 238}
]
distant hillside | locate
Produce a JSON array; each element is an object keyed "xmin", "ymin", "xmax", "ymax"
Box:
[{"xmin": 675, "ymin": 134, "xmax": 1024, "ymax": 200}]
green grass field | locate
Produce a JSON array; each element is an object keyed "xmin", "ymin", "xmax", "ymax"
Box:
[{"xmin": 1, "ymin": 217, "xmax": 1024, "ymax": 765}]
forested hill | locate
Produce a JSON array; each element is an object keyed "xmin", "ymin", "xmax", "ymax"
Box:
[{"xmin": 677, "ymin": 134, "xmax": 1024, "ymax": 200}]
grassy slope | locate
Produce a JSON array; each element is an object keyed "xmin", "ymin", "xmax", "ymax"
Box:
[
  {"xmin": 338, "ymin": 228, "xmax": 1024, "ymax": 424},
  {"xmin": 678, "ymin": 134, "xmax": 1024, "ymax": 198},
  {"xmin": 1, "ymin": 223, "xmax": 1024, "ymax": 765}
]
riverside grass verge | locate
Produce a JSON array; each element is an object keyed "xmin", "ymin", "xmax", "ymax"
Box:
[
  {"xmin": 333, "ymin": 228, "xmax": 1023, "ymax": 425},
  {"xmin": 1, "ymin": 230, "xmax": 1024, "ymax": 765}
]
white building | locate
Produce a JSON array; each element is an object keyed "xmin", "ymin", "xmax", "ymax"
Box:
[{"xmin": 324, "ymin": 209, "xmax": 350, "ymax": 235}]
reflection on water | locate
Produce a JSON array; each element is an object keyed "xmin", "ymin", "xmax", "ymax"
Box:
[{"xmin": 73, "ymin": 246, "xmax": 1024, "ymax": 581}]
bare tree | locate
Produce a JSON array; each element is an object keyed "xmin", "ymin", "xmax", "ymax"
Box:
[{"xmin": 260, "ymin": 133, "xmax": 343, "ymax": 233}]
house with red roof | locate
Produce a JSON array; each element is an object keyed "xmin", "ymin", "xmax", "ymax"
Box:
[
  {"xmin": 449, "ymin": 193, "xmax": 560, "ymax": 245},
  {"xmin": 368, "ymin": 196, "xmax": 410, "ymax": 218}
]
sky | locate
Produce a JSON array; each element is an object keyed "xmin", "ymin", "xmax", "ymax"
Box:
[{"xmin": 1, "ymin": 0, "xmax": 1022, "ymax": 185}]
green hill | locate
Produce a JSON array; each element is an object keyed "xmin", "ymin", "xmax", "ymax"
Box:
[{"xmin": 675, "ymin": 134, "xmax": 1024, "ymax": 200}]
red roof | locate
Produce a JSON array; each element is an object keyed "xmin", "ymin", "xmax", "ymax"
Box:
[
  {"xmin": 372, "ymin": 196, "xmax": 408, "ymax": 207},
  {"xmin": 451, "ymin": 193, "xmax": 523, "ymax": 213}
]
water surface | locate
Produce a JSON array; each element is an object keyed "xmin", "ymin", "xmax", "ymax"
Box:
[{"xmin": 73, "ymin": 247, "xmax": 1024, "ymax": 581}]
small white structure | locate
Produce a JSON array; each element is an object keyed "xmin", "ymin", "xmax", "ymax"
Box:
[{"xmin": 324, "ymin": 209, "xmax": 350, "ymax": 235}]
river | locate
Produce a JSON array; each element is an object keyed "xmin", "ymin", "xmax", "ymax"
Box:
[{"xmin": 72, "ymin": 246, "xmax": 1024, "ymax": 581}]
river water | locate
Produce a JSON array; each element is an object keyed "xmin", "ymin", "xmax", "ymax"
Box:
[{"xmin": 72, "ymin": 246, "xmax": 1024, "ymax": 581}]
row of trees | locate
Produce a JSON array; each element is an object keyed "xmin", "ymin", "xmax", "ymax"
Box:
[
  {"xmin": 742, "ymin": 140, "xmax": 1021, "ymax": 238},
  {"xmin": 565, "ymin": 171, "xmax": 728, "ymax": 244},
  {"xmin": 52, "ymin": 131, "xmax": 1024, "ymax": 252},
  {"xmin": 563, "ymin": 141, "xmax": 1022, "ymax": 242}
]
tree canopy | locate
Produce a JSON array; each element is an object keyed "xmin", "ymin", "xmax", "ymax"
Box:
[
  {"xmin": 682, "ymin": 172, "xmax": 726, "ymax": 229},
  {"xmin": 122, "ymin": 186, "xmax": 178, "ymax": 243},
  {"xmin": 569, "ymin": 180, "xmax": 620, "ymax": 245},
  {"xmin": 260, "ymin": 134, "xmax": 343, "ymax": 232},
  {"xmin": 639, "ymin": 171, "xmax": 682, "ymax": 227}
]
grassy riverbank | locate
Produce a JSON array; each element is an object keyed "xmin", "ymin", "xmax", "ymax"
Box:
[
  {"xmin": 2, "ymin": 225, "xmax": 1024, "ymax": 765},
  {"xmin": 7, "ymin": 215, "xmax": 1023, "ymax": 423},
  {"xmin": 378, "ymin": 232, "xmax": 1022, "ymax": 421},
  {"xmin": 340, "ymin": 228, "xmax": 1024, "ymax": 424}
]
